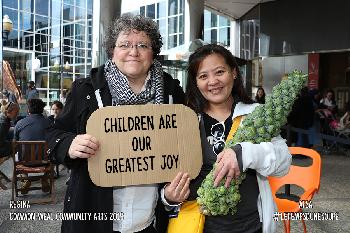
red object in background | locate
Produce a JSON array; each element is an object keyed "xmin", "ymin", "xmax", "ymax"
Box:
[{"xmin": 308, "ymin": 53, "xmax": 319, "ymax": 89}]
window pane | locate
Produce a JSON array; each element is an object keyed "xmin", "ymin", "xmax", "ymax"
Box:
[
  {"xmin": 35, "ymin": 34, "xmax": 49, "ymax": 52},
  {"xmin": 87, "ymin": 0, "xmax": 93, "ymax": 9},
  {"xmin": 210, "ymin": 29, "xmax": 217, "ymax": 43},
  {"xmin": 158, "ymin": 19, "xmax": 167, "ymax": 38},
  {"xmin": 204, "ymin": 30, "xmax": 211, "ymax": 43},
  {"xmin": 76, "ymin": 0, "xmax": 86, "ymax": 8},
  {"xmin": 75, "ymin": 24, "xmax": 86, "ymax": 40},
  {"xmin": 219, "ymin": 28, "xmax": 230, "ymax": 46},
  {"xmin": 179, "ymin": 15, "xmax": 183, "ymax": 32},
  {"xmin": 168, "ymin": 17, "xmax": 178, "ymax": 34},
  {"xmin": 168, "ymin": 35, "xmax": 178, "ymax": 49},
  {"xmin": 64, "ymin": 0, "xmax": 74, "ymax": 5},
  {"xmin": 168, "ymin": 0, "xmax": 178, "ymax": 16},
  {"xmin": 179, "ymin": 0, "xmax": 183, "ymax": 13},
  {"xmin": 179, "ymin": 33, "xmax": 184, "ymax": 46},
  {"xmin": 51, "ymin": 19, "xmax": 61, "ymax": 38},
  {"xmin": 211, "ymin": 13, "xmax": 217, "ymax": 27},
  {"xmin": 3, "ymin": 8, "xmax": 19, "ymax": 31},
  {"xmin": 204, "ymin": 10, "xmax": 211, "ymax": 29},
  {"xmin": 20, "ymin": 0, "xmax": 34, "ymax": 13},
  {"xmin": 20, "ymin": 32, "xmax": 34, "ymax": 50},
  {"xmin": 157, "ymin": 1, "xmax": 166, "ymax": 18},
  {"xmin": 146, "ymin": 4, "xmax": 155, "ymax": 19},
  {"xmin": 63, "ymin": 4, "xmax": 74, "ymax": 21},
  {"xmin": 75, "ymin": 7, "xmax": 85, "ymax": 21},
  {"xmin": 219, "ymin": 15, "xmax": 230, "ymax": 27},
  {"xmin": 35, "ymin": 15, "xmax": 49, "ymax": 33},
  {"xmin": 51, "ymin": 1, "xmax": 62, "ymax": 19},
  {"xmin": 140, "ymin": 6, "xmax": 145, "ymax": 16},
  {"xmin": 3, "ymin": 0, "xmax": 18, "ymax": 9},
  {"xmin": 4, "ymin": 30, "xmax": 18, "ymax": 48},
  {"xmin": 35, "ymin": 0, "xmax": 49, "ymax": 16},
  {"xmin": 19, "ymin": 12, "xmax": 34, "ymax": 32}
]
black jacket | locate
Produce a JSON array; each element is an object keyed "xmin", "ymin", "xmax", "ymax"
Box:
[{"xmin": 46, "ymin": 65, "xmax": 185, "ymax": 233}]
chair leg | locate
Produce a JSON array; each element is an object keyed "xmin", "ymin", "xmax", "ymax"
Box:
[
  {"xmin": 0, "ymin": 170, "xmax": 11, "ymax": 182},
  {"xmin": 283, "ymin": 220, "xmax": 291, "ymax": 233},
  {"xmin": 0, "ymin": 180, "xmax": 7, "ymax": 190},
  {"xmin": 12, "ymin": 175, "xmax": 15, "ymax": 201},
  {"xmin": 302, "ymin": 219, "xmax": 307, "ymax": 233}
]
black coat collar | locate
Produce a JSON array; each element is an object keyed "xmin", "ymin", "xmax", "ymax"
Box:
[{"xmin": 89, "ymin": 65, "xmax": 112, "ymax": 106}]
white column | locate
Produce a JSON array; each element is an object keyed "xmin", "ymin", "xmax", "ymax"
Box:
[
  {"xmin": 184, "ymin": 0, "xmax": 204, "ymax": 47},
  {"xmin": 92, "ymin": 0, "xmax": 122, "ymax": 67},
  {"xmin": 230, "ymin": 20, "xmax": 240, "ymax": 57}
]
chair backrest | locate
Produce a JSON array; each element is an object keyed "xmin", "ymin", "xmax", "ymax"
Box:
[
  {"xmin": 12, "ymin": 141, "xmax": 49, "ymax": 166},
  {"xmin": 269, "ymin": 147, "xmax": 322, "ymax": 195}
]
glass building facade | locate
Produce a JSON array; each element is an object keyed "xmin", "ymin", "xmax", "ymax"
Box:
[
  {"xmin": 1, "ymin": 0, "xmax": 93, "ymax": 106},
  {"xmin": 203, "ymin": 9, "xmax": 231, "ymax": 47},
  {"xmin": 138, "ymin": 0, "xmax": 184, "ymax": 51}
]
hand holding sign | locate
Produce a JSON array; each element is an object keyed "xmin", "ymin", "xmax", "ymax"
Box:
[
  {"xmin": 86, "ymin": 104, "xmax": 202, "ymax": 187},
  {"xmin": 165, "ymin": 172, "xmax": 190, "ymax": 203},
  {"xmin": 68, "ymin": 134, "xmax": 100, "ymax": 159}
]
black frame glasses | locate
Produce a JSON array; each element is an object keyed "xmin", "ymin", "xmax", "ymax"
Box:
[{"xmin": 211, "ymin": 122, "xmax": 226, "ymax": 155}]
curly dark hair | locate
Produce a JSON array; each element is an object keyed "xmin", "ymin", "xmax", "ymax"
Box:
[
  {"xmin": 103, "ymin": 13, "xmax": 163, "ymax": 59},
  {"xmin": 186, "ymin": 44, "xmax": 253, "ymax": 113}
]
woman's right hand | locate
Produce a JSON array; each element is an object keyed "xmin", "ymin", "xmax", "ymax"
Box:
[{"xmin": 68, "ymin": 134, "xmax": 100, "ymax": 159}]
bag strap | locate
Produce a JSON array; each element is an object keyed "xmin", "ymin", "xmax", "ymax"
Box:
[{"xmin": 226, "ymin": 115, "xmax": 243, "ymax": 143}]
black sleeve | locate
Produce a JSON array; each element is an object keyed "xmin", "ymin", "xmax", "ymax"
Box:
[
  {"xmin": 45, "ymin": 81, "xmax": 80, "ymax": 168},
  {"xmin": 231, "ymin": 144, "xmax": 243, "ymax": 173},
  {"xmin": 163, "ymin": 71, "xmax": 185, "ymax": 104}
]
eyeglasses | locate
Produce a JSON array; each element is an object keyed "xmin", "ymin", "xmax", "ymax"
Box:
[
  {"xmin": 116, "ymin": 41, "xmax": 152, "ymax": 51},
  {"xmin": 211, "ymin": 122, "xmax": 226, "ymax": 155}
]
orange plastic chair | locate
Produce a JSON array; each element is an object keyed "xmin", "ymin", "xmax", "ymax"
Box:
[{"xmin": 268, "ymin": 147, "xmax": 321, "ymax": 233}]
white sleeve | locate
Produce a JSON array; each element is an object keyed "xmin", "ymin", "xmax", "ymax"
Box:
[{"xmin": 239, "ymin": 135, "xmax": 292, "ymax": 177}]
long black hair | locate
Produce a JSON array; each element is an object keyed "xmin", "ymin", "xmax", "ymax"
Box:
[{"xmin": 185, "ymin": 44, "xmax": 253, "ymax": 113}]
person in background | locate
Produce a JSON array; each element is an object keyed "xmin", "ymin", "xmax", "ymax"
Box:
[
  {"xmin": 185, "ymin": 44, "xmax": 291, "ymax": 233},
  {"xmin": 336, "ymin": 102, "xmax": 350, "ymax": 131},
  {"xmin": 46, "ymin": 14, "xmax": 189, "ymax": 233},
  {"xmin": 320, "ymin": 89, "xmax": 337, "ymax": 117},
  {"xmin": 14, "ymin": 99, "xmax": 50, "ymax": 141},
  {"xmin": 2, "ymin": 89, "xmax": 18, "ymax": 103},
  {"xmin": 25, "ymin": 81, "xmax": 39, "ymax": 100},
  {"xmin": 308, "ymin": 89, "xmax": 322, "ymax": 147},
  {"xmin": 48, "ymin": 100, "xmax": 64, "ymax": 123},
  {"xmin": 0, "ymin": 101, "xmax": 19, "ymax": 157},
  {"xmin": 14, "ymin": 98, "xmax": 51, "ymax": 194},
  {"xmin": 255, "ymin": 87, "xmax": 266, "ymax": 104}
]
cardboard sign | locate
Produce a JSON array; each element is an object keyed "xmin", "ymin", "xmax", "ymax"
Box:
[{"xmin": 86, "ymin": 104, "xmax": 203, "ymax": 187}]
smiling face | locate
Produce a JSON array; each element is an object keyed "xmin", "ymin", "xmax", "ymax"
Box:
[
  {"xmin": 196, "ymin": 53, "xmax": 236, "ymax": 108},
  {"xmin": 112, "ymin": 30, "xmax": 153, "ymax": 82}
]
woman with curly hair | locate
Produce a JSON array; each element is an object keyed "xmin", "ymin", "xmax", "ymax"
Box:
[{"xmin": 46, "ymin": 14, "xmax": 188, "ymax": 233}]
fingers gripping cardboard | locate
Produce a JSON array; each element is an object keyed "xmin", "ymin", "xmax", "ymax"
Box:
[{"xmin": 86, "ymin": 104, "xmax": 202, "ymax": 187}]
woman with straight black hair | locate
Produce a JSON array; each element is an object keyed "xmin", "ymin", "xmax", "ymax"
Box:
[{"xmin": 185, "ymin": 44, "xmax": 291, "ymax": 233}]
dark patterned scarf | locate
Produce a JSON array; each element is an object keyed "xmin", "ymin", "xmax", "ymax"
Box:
[{"xmin": 104, "ymin": 59, "xmax": 164, "ymax": 105}]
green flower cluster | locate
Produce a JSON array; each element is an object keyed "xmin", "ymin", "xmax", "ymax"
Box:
[{"xmin": 197, "ymin": 70, "xmax": 308, "ymax": 216}]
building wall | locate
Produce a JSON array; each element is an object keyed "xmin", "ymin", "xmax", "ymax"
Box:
[{"xmin": 2, "ymin": 0, "xmax": 93, "ymax": 106}]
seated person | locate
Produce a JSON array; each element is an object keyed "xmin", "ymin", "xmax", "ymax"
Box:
[
  {"xmin": 0, "ymin": 101, "xmax": 19, "ymax": 157},
  {"xmin": 14, "ymin": 99, "xmax": 51, "ymax": 193},
  {"xmin": 337, "ymin": 103, "xmax": 350, "ymax": 131},
  {"xmin": 48, "ymin": 100, "xmax": 63, "ymax": 123},
  {"xmin": 320, "ymin": 89, "xmax": 338, "ymax": 117}
]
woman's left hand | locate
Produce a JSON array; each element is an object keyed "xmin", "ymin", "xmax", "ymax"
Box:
[
  {"xmin": 164, "ymin": 172, "xmax": 190, "ymax": 204},
  {"xmin": 213, "ymin": 148, "xmax": 240, "ymax": 188}
]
